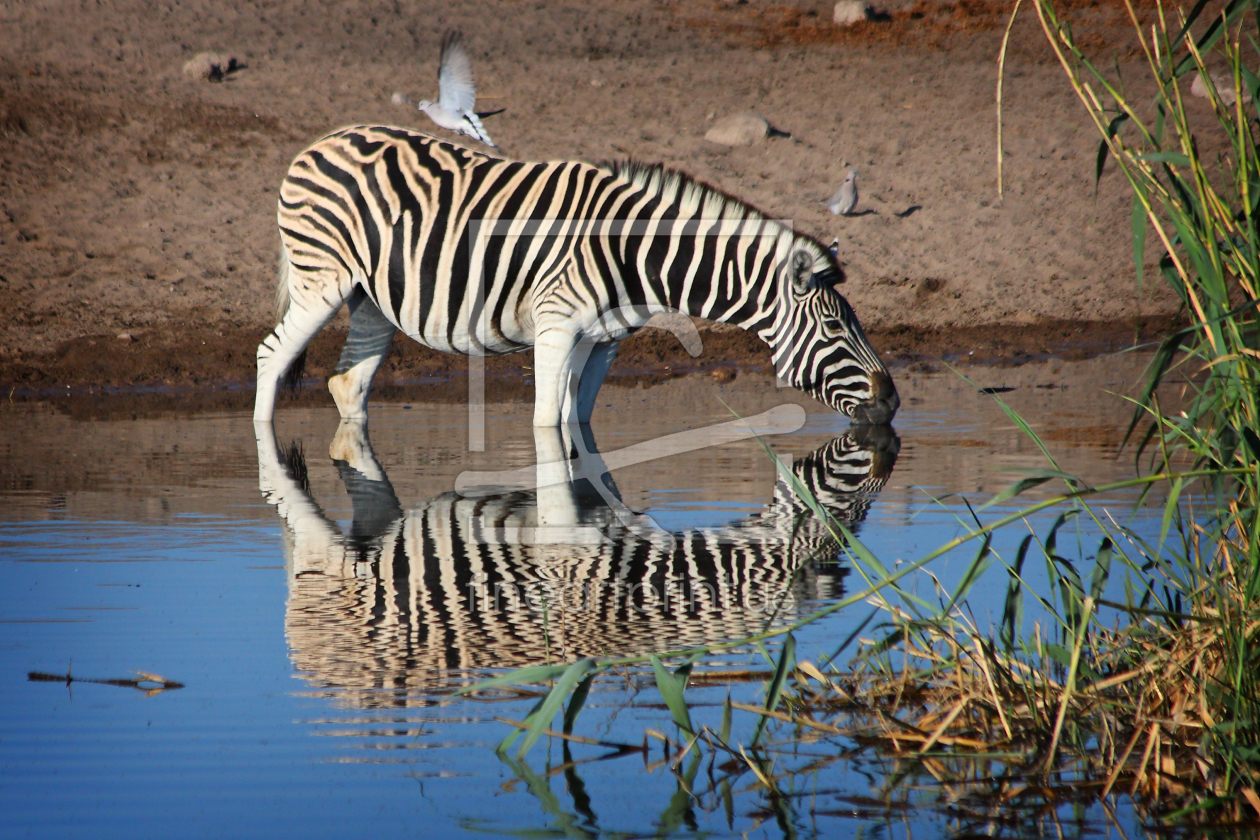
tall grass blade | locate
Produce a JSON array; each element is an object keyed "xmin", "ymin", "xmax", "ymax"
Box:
[
  {"xmin": 1171, "ymin": 0, "xmax": 1249, "ymax": 78},
  {"xmin": 826, "ymin": 606, "xmax": 878, "ymax": 665},
  {"xmin": 752, "ymin": 633, "xmax": 796, "ymax": 747},
  {"xmin": 497, "ymin": 695, "xmax": 547, "ymax": 755},
  {"xmin": 1095, "ymin": 114, "xmax": 1129, "ymax": 195},
  {"xmin": 1089, "ymin": 537, "xmax": 1113, "ymax": 603},
  {"xmin": 948, "ymin": 362, "xmax": 1064, "ymax": 472},
  {"xmin": 564, "ymin": 673, "xmax": 595, "ymax": 735},
  {"xmin": 978, "ymin": 476, "xmax": 1052, "ymax": 510},
  {"xmin": 456, "ymin": 663, "xmax": 573, "ymax": 696},
  {"xmin": 514, "ymin": 658, "xmax": 595, "ymax": 758},
  {"xmin": 651, "ymin": 655, "xmax": 694, "ymax": 737},
  {"xmin": 941, "ymin": 534, "xmax": 993, "ymax": 618},
  {"xmin": 1159, "ymin": 476, "xmax": 1184, "ymax": 550},
  {"xmin": 1132, "ymin": 192, "xmax": 1147, "ymax": 289},
  {"xmin": 1001, "ymin": 535, "xmax": 1033, "ymax": 650}
]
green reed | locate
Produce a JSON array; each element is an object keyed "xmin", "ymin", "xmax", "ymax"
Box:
[{"xmin": 1030, "ymin": 0, "xmax": 1260, "ymax": 818}]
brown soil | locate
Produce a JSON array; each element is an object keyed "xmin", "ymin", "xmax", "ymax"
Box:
[
  {"xmin": 0, "ymin": 313, "xmax": 1175, "ymax": 405},
  {"xmin": 1, "ymin": 0, "xmax": 1205, "ymax": 395}
]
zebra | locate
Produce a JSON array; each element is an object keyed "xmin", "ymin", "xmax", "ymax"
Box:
[
  {"xmin": 256, "ymin": 420, "xmax": 899, "ymax": 695},
  {"xmin": 254, "ymin": 126, "xmax": 899, "ymax": 427}
]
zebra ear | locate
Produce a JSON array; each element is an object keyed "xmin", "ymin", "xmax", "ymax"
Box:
[{"xmin": 789, "ymin": 250, "xmax": 813, "ymax": 294}]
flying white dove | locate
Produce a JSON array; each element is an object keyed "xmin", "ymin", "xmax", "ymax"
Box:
[
  {"xmin": 416, "ymin": 31, "xmax": 496, "ymax": 148},
  {"xmin": 824, "ymin": 170, "xmax": 859, "ymax": 216}
]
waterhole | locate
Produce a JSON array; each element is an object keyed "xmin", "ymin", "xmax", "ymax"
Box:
[{"xmin": 1, "ymin": 354, "xmax": 1173, "ymax": 838}]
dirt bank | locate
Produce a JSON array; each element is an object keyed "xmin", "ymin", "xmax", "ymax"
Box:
[
  {"xmin": 1, "ymin": 0, "xmax": 1194, "ymax": 393},
  {"xmin": 0, "ymin": 315, "xmax": 1179, "ymax": 400}
]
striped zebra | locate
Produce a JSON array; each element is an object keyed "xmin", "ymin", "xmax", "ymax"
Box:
[
  {"xmin": 255, "ymin": 126, "xmax": 899, "ymax": 427},
  {"xmin": 256, "ymin": 421, "xmax": 899, "ymax": 694}
]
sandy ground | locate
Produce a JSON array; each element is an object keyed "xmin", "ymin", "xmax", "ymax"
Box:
[{"xmin": 0, "ymin": 0, "xmax": 1194, "ymax": 392}]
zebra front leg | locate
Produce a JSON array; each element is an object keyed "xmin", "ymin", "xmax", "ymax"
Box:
[
  {"xmin": 532, "ymin": 326, "xmax": 579, "ymax": 426},
  {"xmin": 327, "ymin": 288, "xmax": 397, "ymax": 420}
]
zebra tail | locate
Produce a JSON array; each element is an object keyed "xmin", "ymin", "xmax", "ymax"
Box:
[
  {"xmin": 275, "ymin": 243, "xmax": 307, "ymax": 392},
  {"xmin": 275, "ymin": 243, "xmax": 292, "ymax": 323}
]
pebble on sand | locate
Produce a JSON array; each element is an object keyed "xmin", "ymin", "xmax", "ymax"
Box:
[
  {"xmin": 704, "ymin": 113, "xmax": 769, "ymax": 146},
  {"xmin": 833, "ymin": 0, "xmax": 874, "ymax": 25},
  {"xmin": 116, "ymin": 332, "xmax": 133, "ymax": 342},
  {"xmin": 390, "ymin": 91, "xmax": 411, "ymax": 106},
  {"xmin": 182, "ymin": 52, "xmax": 238, "ymax": 82},
  {"xmin": 1190, "ymin": 72, "xmax": 1251, "ymax": 106}
]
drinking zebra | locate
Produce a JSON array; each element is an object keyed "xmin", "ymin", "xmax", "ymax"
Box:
[
  {"xmin": 255, "ymin": 126, "xmax": 898, "ymax": 427},
  {"xmin": 256, "ymin": 420, "xmax": 899, "ymax": 695}
]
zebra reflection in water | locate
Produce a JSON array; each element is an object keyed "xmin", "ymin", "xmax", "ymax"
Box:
[{"xmin": 256, "ymin": 421, "xmax": 898, "ymax": 699}]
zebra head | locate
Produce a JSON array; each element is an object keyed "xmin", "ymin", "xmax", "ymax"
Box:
[{"xmin": 773, "ymin": 242, "xmax": 899, "ymax": 425}]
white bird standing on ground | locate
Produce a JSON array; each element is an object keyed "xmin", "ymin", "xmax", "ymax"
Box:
[
  {"xmin": 416, "ymin": 31, "xmax": 496, "ymax": 148},
  {"xmin": 824, "ymin": 170, "xmax": 859, "ymax": 216}
]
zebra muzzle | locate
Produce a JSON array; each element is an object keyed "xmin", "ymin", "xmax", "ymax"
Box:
[{"xmin": 850, "ymin": 370, "xmax": 899, "ymax": 426}]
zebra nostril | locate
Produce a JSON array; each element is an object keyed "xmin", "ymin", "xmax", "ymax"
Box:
[
  {"xmin": 874, "ymin": 371, "xmax": 899, "ymax": 413},
  {"xmin": 851, "ymin": 370, "xmax": 898, "ymax": 425}
]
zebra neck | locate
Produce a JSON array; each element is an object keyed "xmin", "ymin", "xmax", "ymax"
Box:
[{"xmin": 650, "ymin": 224, "xmax": 791, "ymax": 345}]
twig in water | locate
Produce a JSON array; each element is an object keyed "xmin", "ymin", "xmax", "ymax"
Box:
[{"xmin": 28, "ymin": 669, "xmax": 184, "ymax": 696}]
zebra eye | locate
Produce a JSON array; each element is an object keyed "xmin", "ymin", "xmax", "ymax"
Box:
[{"xmin": 823, "ymin": 318, "xmax": 844, "ymax": 332}]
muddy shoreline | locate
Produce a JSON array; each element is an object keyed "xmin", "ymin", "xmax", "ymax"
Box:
[{"xmin": 1, "ymin": 315, "xmax": 1177, "ymax": 415}]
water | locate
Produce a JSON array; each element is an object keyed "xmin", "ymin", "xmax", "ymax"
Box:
[{"xmin": 0, "ymin": 356, "xmax": 1170, "ymax": 838}]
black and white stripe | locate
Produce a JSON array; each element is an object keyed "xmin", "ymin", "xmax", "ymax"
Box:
[
  {"xmin": 254, "ymin": 126, "xmax": 898, "ymax": 426},
  {"xmin": 258, "ymin": 424, "xmax": 900, "ymax": 694}
]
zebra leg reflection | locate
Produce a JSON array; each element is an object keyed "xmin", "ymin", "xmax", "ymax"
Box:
[
  {"xmin": 532, "ymin": 425, "xmax": 587, "ymax": 532},
  {"xmin": 328, "ymin": 418, "xmax": 386, "ymax": 482},
  {"xmin": 528, "ymin": 424, "xmax": 670, "ymax": 546},
  {"xmin": 254, "ymin": 420, "xmax": 346, "ymax": 572},
  {"xmin": 328, "ymin": 420, "xmax": 405, "ymax": 550},
  {"xmin": 327, "ymin": 289, "xmax": 397, "ymax": 421}
]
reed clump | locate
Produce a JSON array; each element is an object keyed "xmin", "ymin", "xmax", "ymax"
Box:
[
  {"xmin": 776, "ymin": 567, "xmax": 1260, "ymax": 825},
  {"xmin": 773, "ymin": 0, "xmax": 1260, "ymax": 824}
]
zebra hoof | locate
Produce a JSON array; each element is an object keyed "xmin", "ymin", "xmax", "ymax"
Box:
[{"xmin": 328, "ymin": 372, "xmax": 370, "ymax": 421}]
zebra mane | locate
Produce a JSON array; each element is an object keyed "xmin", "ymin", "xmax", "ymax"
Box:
[{"xmin": 598, "ymin": 160, "xmax": 833, "ymax": 261}]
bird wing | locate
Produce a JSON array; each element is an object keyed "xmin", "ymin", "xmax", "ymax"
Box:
[
  {"xmin": 459, "ymin": 112, "xmax": 496, "ymax": 148},
  {"xmin": 437, "ymin": 30, "xmax": 477, "ymax": 115}
]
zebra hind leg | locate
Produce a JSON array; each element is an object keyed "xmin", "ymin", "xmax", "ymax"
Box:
[
  {"xmin": 573, "ymin": 340, "xmax": 620, "ymax": 425},
  {"xmin": 254, "ymin": 267, "xmax": 347, "ymax": 423},
  {"xmin": 327, "ymin": 288, "xmax": 397, "ymax": 421}
]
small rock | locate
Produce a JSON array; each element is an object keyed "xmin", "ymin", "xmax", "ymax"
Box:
[
  {"xmin": 833, "ymin": 0, "xmax": 873, "ymax": 25},
  {"xmin": 704, "ymin": 113, "xmax": 769, "ymax": 146},
  {"xmin": 590, "ymin": 79, "xmax": 604, "ymax": 87},
  {"xmin": 1190, "ymin": 72, "xmax": 1250, "ymax": 106},
  {"xmin": 390, "ymin": 91, "xmax": 410, "ymax": 106},
  {"xmin": 1009, "ymin": 310, "xmax": 1038, "ymax": 325},
  {"xmin": 182, "ymin": 52, "xmax": 238, "ymax": 82},
  {"xmin": 116, "ymin": 332, "xmax": 133, "ymax": 342}
]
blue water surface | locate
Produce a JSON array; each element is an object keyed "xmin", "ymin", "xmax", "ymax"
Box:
[{"xmin": 0, "ymin": 369, "xmax": 1169, "ymax": 839}]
